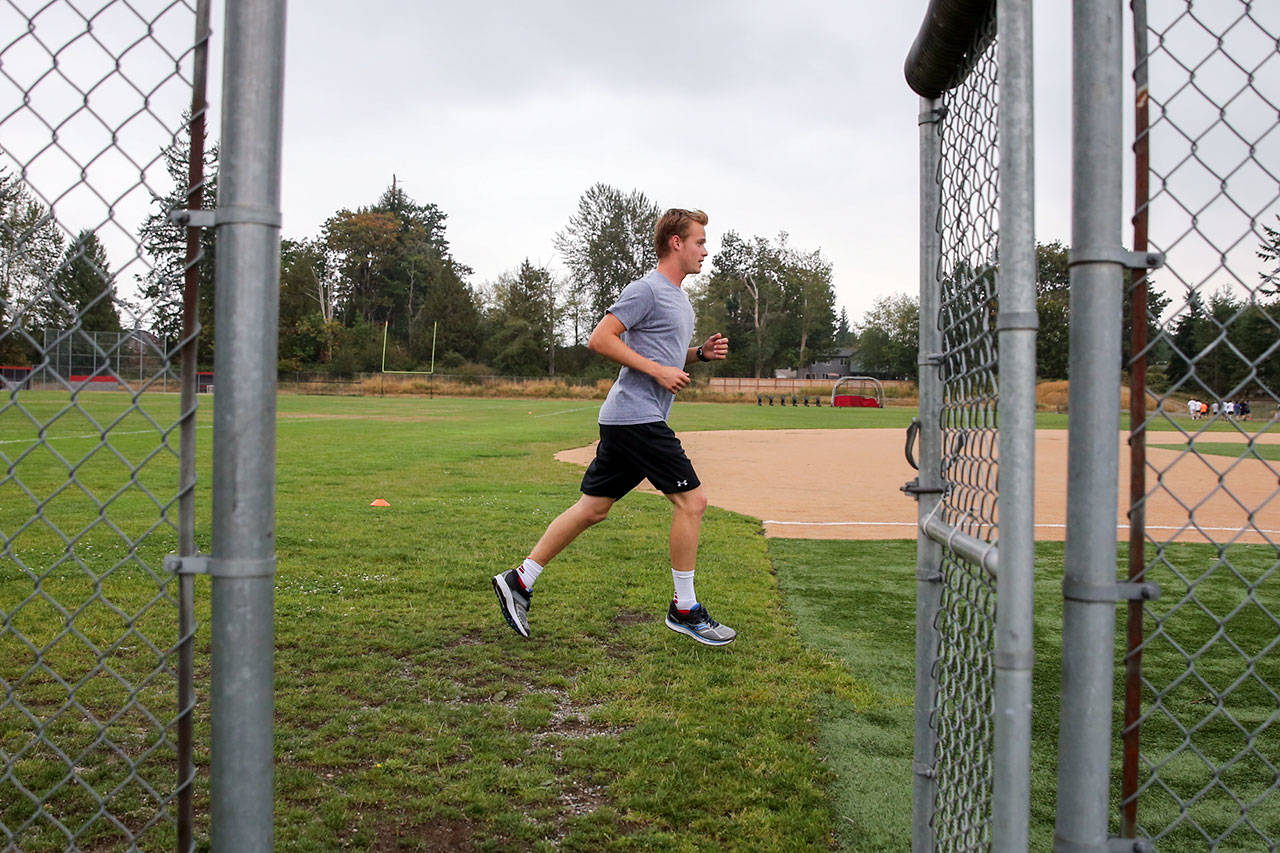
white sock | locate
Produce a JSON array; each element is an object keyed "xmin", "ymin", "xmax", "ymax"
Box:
[
  {"xmin": 672, "ymin": 569, "xmax": 697, "ymax": 611},
  {"xmin": 516, "ymin": 557, "xmax": 543, "ymax": 592}
]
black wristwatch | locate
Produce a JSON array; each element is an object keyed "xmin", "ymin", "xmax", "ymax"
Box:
[{"xmin": 696, "ymin": 345, "xmax": 709, "ymax": 362}]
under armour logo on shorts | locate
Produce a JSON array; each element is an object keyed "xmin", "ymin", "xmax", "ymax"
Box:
[{"xmin": 676, "ymin": 480, "xmax": 688, "ymax": 487}]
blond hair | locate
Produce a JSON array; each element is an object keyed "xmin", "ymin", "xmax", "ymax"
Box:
[{"xmin": 654, "ymin": 208, "xmax": 709, "ymax": 258}]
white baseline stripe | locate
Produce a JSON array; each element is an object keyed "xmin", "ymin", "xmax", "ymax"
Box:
[
  {"xmin": 0, "ymin": 425, "xmax": 213, "ymax": 445},
  {"xmin": 763, "ymin": 519, "xmax": 1280, "ymax": 535},
  {"xmin": 764, "ymin": 520, "xmax": 916, "ymax": 527},
  {"xmin": 534, "ymin": 406, "xmax": 594, "ymax": 418}
]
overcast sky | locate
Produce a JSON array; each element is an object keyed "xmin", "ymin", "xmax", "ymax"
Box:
[
  {"xmin": 19, "ymin": 1, "xmax": 1277, "ymax": 327},
  {"xmin": 0, "ymin": 1, "xmax": 1079, "ymax": 322},
  {"xmin": 271, "ymin": 0, "xmax": 1077, "ymax": 322}
]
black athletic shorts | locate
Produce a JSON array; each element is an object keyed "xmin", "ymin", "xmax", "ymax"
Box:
[{"xmin": 580, "ymin": 421, "xmax": 701, "ymax": 499}]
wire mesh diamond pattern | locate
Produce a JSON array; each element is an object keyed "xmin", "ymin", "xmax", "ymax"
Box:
[
  {"xmin": 1128, "ymin": 1, "xmax": 1280, "ymax": 848},
  {"xmin": 1, "ymin": 1, "xmax": 203, "ymax": 850},
  {"xmin": 928, "ymin": 12, "xmax": 1002, "ymax": 852}
]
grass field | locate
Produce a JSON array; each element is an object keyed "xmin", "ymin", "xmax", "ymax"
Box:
[
  {"xmin": 1150, "ymin": 441, "xmax": 1280, "ymax": 462},
  {"xmin": 2, "ymin": 392, "xmax": 1277, "ymax": 850}
]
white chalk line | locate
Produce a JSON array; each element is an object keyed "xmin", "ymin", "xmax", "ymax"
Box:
[
  {"xmin": 534, "ymin": 406, "xmax": 594, "ymax": 418},
  {"xmin": 764, "ymin": 520, "xmax": 917, "ymax": 527},
  {"xmin": 763, "ymin": 519, "xmax": 1280, "ymax": 535},
  {"xmin": 0, "ymin": 425, "xmax": 213, "ymax": 446}
]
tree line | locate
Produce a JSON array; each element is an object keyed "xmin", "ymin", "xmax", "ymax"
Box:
[
  {"xmin": 805, "ymin": 238, "xmax": 1278, "ymax": 399},
  {"xmin": 4, "ymin": 137, "xmax": 1277, "ymax": 397},
  {"xmin": 1, "ymin": 140, "xmax": 853, "ymax": 379}
]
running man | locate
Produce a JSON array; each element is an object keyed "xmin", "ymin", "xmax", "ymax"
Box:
[{"xmin": 493, "ymin": 208, "xmax": 736, "ymax": 646}]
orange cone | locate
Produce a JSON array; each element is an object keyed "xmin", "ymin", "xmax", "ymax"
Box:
[{"xmin": 370, "ymin": 498, "xmax": 390, "ymax": 507}]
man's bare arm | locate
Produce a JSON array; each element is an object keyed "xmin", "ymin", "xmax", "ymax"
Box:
[
  {"xmin": 685, "ymin": 332, "xmax": 730, "ymax": 365},
  {"xmin": 588, "ymin": 313, "xmax": 690, "ymax": 393}
]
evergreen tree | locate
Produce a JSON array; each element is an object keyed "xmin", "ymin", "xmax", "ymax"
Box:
[
  {"xmin": 486, "ymin": 259, "xmax": 558, "ymax": 375},
  {"xmin": 51, "ymin": 231, "xmax": 122, "ymax": 332},
  {"xmin": 835, "ymin": 307, "xmax": 855, "ymax": 347},
  {"xmin": 1164, "ymin": 288, "xmax": 1277, "ymax": 398},
  {"xmin": 1258, "ymin": 214, "xmax": 1280, "ymax": 298},
  {"xmin": 136, "ymin": 131, "xmax": 218, "ymax": 360}
]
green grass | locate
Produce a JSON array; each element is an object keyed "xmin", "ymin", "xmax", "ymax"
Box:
[
  {"xmin": 2, "ymin": 393, "xmax": 873, "ymax": 851},
  {"xmin": 775, "ymin": 538, "xmax": 1280, "ymax": 851},
  {"xmin": 1150, "ymin": 441, "xmax": 1280, "ymax": 461},
  {"xmin": 4, "ymin": 391, "xmax": 1278, "ymax": 850}
]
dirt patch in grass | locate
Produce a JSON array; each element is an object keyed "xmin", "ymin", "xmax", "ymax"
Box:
[
  {"xmin": 370, "ymin": 816, "xmax": 477, "ymax": 851},
  {"xmin": 612, "ymin": 610, "xmax": 654, "ymax": 626}
]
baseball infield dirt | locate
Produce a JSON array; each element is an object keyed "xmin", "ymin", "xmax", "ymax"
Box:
[{"xmin": 555, "ymin": 428, "xmax": 1280, "ymax": 544}]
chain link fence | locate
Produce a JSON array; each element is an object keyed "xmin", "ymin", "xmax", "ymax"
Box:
[
  {"xmin": 34, "ymin": 329, "xmax": 178, "ymax": 390},
  {"xmin": 1124, "ymin": 0, "xmax": 1280, "ymax": 848},
  {"xmin": 910, "ymin": 0, "xmax": 1279, "ymax": 850},
  {"xmin": 1, "ymin": 1, "xmax": 207, "ymax": 849},
  {"xmin": 928, "ymin": 15, "xmax": 1001, "ymax": 852},
  {"xmin": 906, "ymin": 0, "xmax": 1038, "ymax": 849}
]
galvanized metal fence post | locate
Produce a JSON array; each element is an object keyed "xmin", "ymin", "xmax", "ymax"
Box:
[
  {"xmin": 993, "ymin": 0, "xmax": 1037, "ymax": 849},
  {"xmin": 1056, "ymin": 0, "xmax": 1127, "ymax": 848},
  {"xmin": 209, "ymin": 1, "xmax": 287, "ymax": 850},
  {"xmin": 905, "ymin": 0, "xmax": 1038, "ymax": 846},
  {"xmin": 912, "ymin": 93, "xmax": 945, "ymax": 853}
]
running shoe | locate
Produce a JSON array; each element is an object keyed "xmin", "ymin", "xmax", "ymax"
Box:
[
  {"xmin": 664, "ymin": 600, "xmax": 737, "ymax": 646},
  {"xmin": 492, "ymin": 568, "xmax": 532, "ymax": 638}
]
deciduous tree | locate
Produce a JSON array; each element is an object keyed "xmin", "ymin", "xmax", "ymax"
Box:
[
  {"xmin": 555, "ymin": 183, "xmax": 659, "ymax": 318},
  {"xmin": 1, "ymin": 170, "xmax": 65, "ymax": 361},
  {"xmin": 322, "ymin": 181, "xmax": 480, "ymax": 369},
  {"xmin": 279, "ymin": 238, "xmax": 337, "ymax": 366},
  {"xmin": 857, "ymin": 293, "xmax": 919, "ymax": 380},
  {"xmin": 695, "ymin": 231, "xmax": 837, "ymax": 378}
]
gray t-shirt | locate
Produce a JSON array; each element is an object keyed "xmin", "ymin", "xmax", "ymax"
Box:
[{"xmin": 597, "ymin": 270, "xmax": 695, "ymax": 425}]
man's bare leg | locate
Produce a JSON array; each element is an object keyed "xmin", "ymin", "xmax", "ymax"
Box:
[
  {"xmin": 662, "ymin": 487, "xmax": 735, "ymax": 644},
  {"xmin": 666, "ymin": 487, "xmax": 708, "ymax": 572},
  {"xmin": 529, "ymin": 494, "xmax": 616, "ymax": 567}
]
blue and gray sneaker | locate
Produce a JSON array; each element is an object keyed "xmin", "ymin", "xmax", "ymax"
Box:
[
  {"xmin": 664, "ymin": 600, "xmax": 737, "ymax": 646},
  {"xmin": 492, "ymin": 568, "xmax": 532, "ymax": 638}
]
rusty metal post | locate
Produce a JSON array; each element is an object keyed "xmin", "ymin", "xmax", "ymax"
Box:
[
  {"xmin": 1122, "ymin": 0, "xmax": 1151, "ymax": 839},
  {"xmin": 178, "ymin": 2, "xmax": 212, "ymax": 849}
]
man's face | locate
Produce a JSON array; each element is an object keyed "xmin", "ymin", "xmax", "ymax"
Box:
[{"xmin": 673, "ymin": 222, "xmax": 708, "ymax": 275}]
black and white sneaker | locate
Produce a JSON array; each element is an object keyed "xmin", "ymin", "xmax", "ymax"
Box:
[
  {"xmin": 492, "ymin": 569, "xmax": 532, "ymax": 638},
  {"xmin": 664, "ymin": 600, "xmax": 737, "ymax": 646}
]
